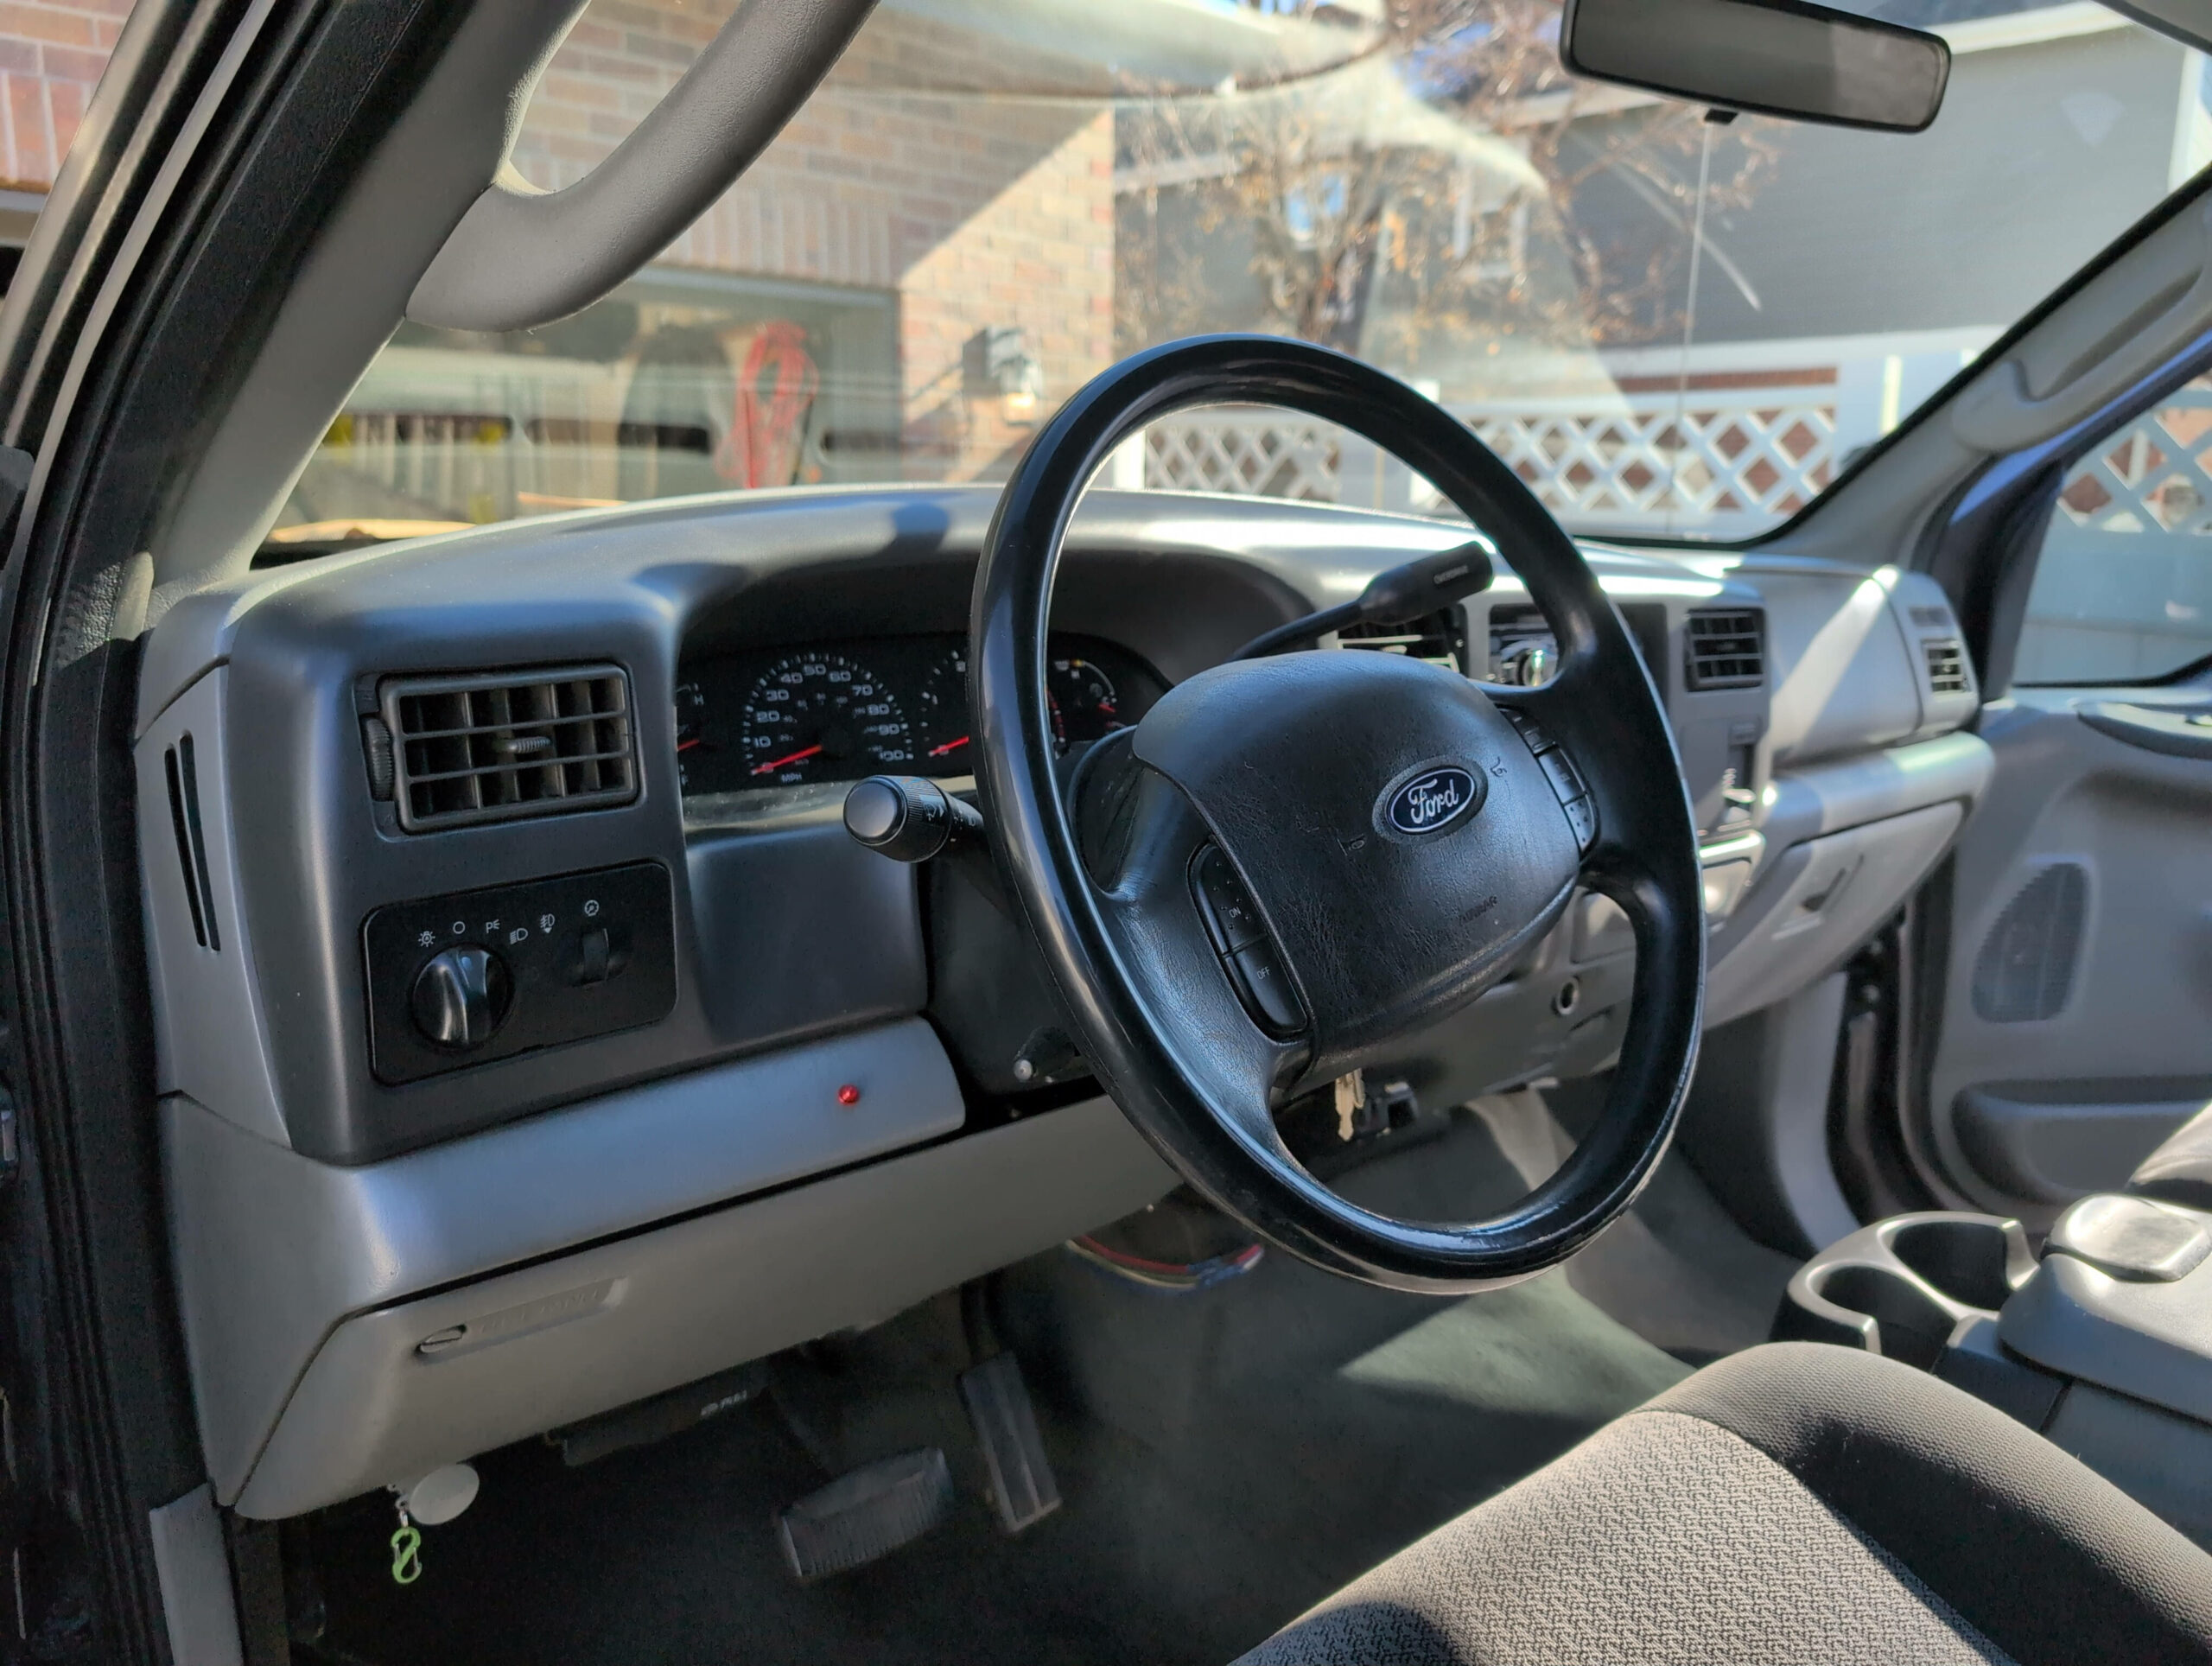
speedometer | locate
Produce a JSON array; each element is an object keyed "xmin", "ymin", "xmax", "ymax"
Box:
[{"xmin": 739, "ymin": 652, "xmax": 914, "ymax": 785}]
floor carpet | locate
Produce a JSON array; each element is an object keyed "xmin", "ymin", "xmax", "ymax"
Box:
[{"xmin": 305, "ymin": 1104, "xmax": 1774, "ymax": 1666}]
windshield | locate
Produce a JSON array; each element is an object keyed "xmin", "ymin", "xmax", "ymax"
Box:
[{"xmin": 269, "ymin": 0, "xmax": 2201, "ymax": 555}]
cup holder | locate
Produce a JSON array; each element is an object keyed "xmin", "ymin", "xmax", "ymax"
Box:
[
  {"xmin": 1889, "ymin": 1217, "xmax": 2024, "ymax": 1312},
  {"xmin": 1773, "ymin": 1211, "xmax": 2038, "ymax": 1368},
  {"xmin": 1802, "ymin": 1264, "xmax": 1955, "ymax": 1369}
]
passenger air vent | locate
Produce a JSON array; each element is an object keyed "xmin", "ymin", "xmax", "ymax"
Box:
[
  {"xmin": 162, "ymin": 734, "xmax": 219, "ymax": 951},
  {"xmin": 381, "ymin": 665, "xmax": 638, "ymax": 833},
  {"xmin": 1683, "ymin": 609, "xmax": 1765, "ymax": 690},
  {"xmin": 1923, "ymin": 638, "xmax": 1970, "ymax": 694},
  {"xmin": 1340, "ymin": 608, "xmax": 1465, "ymax": 671},
  {"xmin": 1973, "ymin": 863, "xmax": 2087, "ymax": 1023}
]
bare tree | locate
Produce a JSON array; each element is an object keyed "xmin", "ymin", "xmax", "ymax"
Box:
[
  {"xmin": 1116, "ymin": 0, "xmax": 1778, "ymax": 364},
  {"xmin": 1117, "ymin": 71, "xmax": 1498, "ymax": 366}
]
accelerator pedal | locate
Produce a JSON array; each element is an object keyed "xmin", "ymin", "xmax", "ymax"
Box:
[
  {"xmin": 958, "ymin": 1352, "xmax": 1062, "ymax": 1533},
  {"xmin": 775, "ymin": 1447, "xmax": 953, "ymax": 1580}
]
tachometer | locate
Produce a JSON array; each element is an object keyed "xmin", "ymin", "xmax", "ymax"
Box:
[
  {"xmin": 916, "ymin": 644, "xmax": 972, "ymax": 770},
  {"xmin": 740, "ymin": 652, "xmax": 913, "ymax": 785}
]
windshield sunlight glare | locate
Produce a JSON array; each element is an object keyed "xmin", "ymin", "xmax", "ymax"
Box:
[{"xmin": 268, "ymin": 0, "xmax": 2200, "ymax": 556}]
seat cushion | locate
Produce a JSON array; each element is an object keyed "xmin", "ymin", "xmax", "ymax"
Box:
[
  {"xmin": 1236, "ymin": 1343, "xmax": 2212, "ymax": 1666},
  {"xmin": 2131, "ymin": 1102, "xmax": 2212, "ymax": 1212}
]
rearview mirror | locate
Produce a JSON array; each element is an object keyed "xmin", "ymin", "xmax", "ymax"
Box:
[{"xmin": 1560, "ymin": 0, "xmax": 1950, "ymax": 133}]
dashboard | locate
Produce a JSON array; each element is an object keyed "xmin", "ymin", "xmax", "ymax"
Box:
[
  {"xmin": 674, "ymin": 634, "xmax": 1161, "ymax": 793},
  {"xmin": 133, "ymin": 482, "xmax": 1991, "ymax": 1524},
  {"xmin": 133, "ymin": 486, "xmax": 1981, "ymax": 1166}
]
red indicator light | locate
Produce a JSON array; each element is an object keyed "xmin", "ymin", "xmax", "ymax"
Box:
[{"xmin": 836, "ymin": 1084, "xmax": 861, "ymax": 1106}]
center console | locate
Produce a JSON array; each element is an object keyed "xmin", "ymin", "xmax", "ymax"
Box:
[{"xmin": 1777, "ymin": 1194, "xmax": 2212, "ymax": 1548}]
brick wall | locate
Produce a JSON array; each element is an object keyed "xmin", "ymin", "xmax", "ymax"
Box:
[
  {"xmin": 0, "ymin": 0, "xmax": 1117, "ymax": 483},
  {"xmin": 0, "ymin": 0, "xmax": 128, "ymax": 190},
  {"xmin": 513, "ymin": 2, "xmax": 1116, "ymax": 482}
]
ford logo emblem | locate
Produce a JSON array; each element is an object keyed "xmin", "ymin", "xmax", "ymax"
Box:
[{"xmin": 1383, "ymin": 766, "xmax": 1483, "ymax": 836}]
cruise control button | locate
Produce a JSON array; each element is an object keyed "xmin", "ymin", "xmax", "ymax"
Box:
[
  {"xmin": 1562, "ymin": 795, "xmax": 1598, "ymax": 850},
  {"xmin": 1228, "ymin": 943, "xmax": 1306, "ymax": 1034},
  {"xmin": 1504, "ymin": 709, "xmax": 1557, "ymax": 753},
  {"xmin": 1192, "ymin": 844, "xmax": 1267, "ymax": 952},
  {"xmin": 1538, "ymin": 746, "xmax": 1587, "ymax": 804}
]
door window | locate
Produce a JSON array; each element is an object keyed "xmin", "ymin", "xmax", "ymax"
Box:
[{"xmin": 2017, "ymin": 373, "xmax": 2212, "ymax": 684}]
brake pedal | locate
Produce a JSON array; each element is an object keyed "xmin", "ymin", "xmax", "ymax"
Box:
[
  {"xmin": 958, "ymin": 1352, "xmax": 1061, "ymax": 1533},
  {"xmin": 774, "ymin": 1447, "xmax": 953, "ymax": 1580}
]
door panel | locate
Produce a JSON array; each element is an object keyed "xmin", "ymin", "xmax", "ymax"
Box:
[
  {"xmin": 1927, "ymin": 686, "xmax": 2212, "ymax": 1219},
  {"xmin": 1929, "ymin": 370, "xmax": 2212, "ymax": 1221}
]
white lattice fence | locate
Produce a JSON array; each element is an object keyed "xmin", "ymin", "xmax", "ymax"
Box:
[
  {"xmin": 2053, "ymin": 375, "xmax": 2212, "ymax": 535},
  {"xmin": 1141, "ymin": 388, "xmax": 1839, "ymax": 537},
  {"xmin": 1145, "ymin": 410, "xmax": 1340, "ymax": 501},
  {"xmin": 1459, "ymin": 389, "xmax": 1835, "ymax": 535},
  {"xmin": 2018, "ymin": 373, "xmax": 2212, "ymax": 684}
]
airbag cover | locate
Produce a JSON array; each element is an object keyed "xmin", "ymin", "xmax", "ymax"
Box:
[{"xmin": 1130, "ymin": 650, "xmax": 1579, "ymax": 1075}]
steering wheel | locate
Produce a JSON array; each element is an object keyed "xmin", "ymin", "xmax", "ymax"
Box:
[{"xmin": 970, "ymin": 335, "xmax": 1705, "ymax": 1293}]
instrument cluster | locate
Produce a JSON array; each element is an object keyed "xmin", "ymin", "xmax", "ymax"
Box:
[{"xmin": 674, "ymin": 633, "xmax": 1160, "ymax": 795}]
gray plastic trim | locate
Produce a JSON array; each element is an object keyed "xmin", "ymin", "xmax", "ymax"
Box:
[
  {"xmin": 1880, "ymin": 569, "xmax": 1980, "ymax": 742},
  {"xmin": 137, "ymin": 665, "xmax": 288, "ymax": 1147},
  {"xmin": 1950, "ymin": 196, "xmax": 2212, "ymax": 455},
  {"xmin": 1681, "ymin": 971, "xmax": 1859, "ymax": 1257},
  {"xmin": 2048, "ymin": 1193, "xmax": 2212, "ymax": 1283},
  {"xmin": 2001, "ymin": 1211, "xmax": 2212, "ymax": 1424},
  {"xmin": 1756, "ymin": 729, "xmax": 1993, "ymax": 855},
  {"xmin": 148, "ymin": 1484, "xmax": 245, "ymax": 1666},
  {"xmin": 1742, "ymin": 559, "xmax": 1923, "ymax": 768},
  {"xmin": 231, "ymin": 1093, "xmax": 1172, "ymax": 1518},
  {"xmin": 151, "ymin": 0, "xmax": 590, "ymax": 593},
  {"xmin": 407, "ymin": 0, "xmax": 880, "ymax": 333},
  {"xmin": 1956, "ymin": 1081, "xmax": 2206, "ymax": 1205},
  {"xmin": 1707, "ymin": 798, "xmax": 1967, "ymax": 1031},
  {"xmin": 168, "ymin": 1017, "xmax": 969, "ymax": 1509},
  {"xmin": 2101, "ymin": 0, "xmax": 2212, "ymax": 52}
]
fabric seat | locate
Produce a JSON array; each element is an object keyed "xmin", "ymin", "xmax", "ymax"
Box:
[
  {"xmin": 2130, "ymin": 1102, "xmax": 2212, "ymax": 1213},
  {"xmin": 1236, "ymin": 1343, "xmax": 2212, "ymax": 1666}
]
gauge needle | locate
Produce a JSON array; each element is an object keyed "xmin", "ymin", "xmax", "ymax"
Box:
[
  {"xmin": 677, "ymin": 737, "xmax": 703, "ymax": 753},
  {"xmin": 752, "ymin": 744, "xmax": 823, "ymax": 775},
  {"xmin": 928, "ymin": 734, "xmax": 969, "ymax": 756}
]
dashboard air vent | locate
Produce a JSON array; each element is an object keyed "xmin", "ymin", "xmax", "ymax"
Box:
[
  {"xmin": 382, "ymin": 665, "xmax": 638, "ymax": 832},
  {"xmin": 1683, "ymin": 609, "xmax": 1765, "ymax": 690},
  {"xmin": 1923, "ymin": 638, "xmax": 1969, "ymax": 694},
  {"xmin": 1340, "ymin": 608, "xmax": 1465, "ymax": 671}
]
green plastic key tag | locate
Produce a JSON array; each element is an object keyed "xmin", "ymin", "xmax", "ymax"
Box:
[{"xmin": 390, "ymin": 1498, "xmax": 423, "ymax": 1586}]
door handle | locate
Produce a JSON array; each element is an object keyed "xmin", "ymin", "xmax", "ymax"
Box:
[{"xmin": 2077, "ymin": 701, "xmax": 2212, "ymax": 761}]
